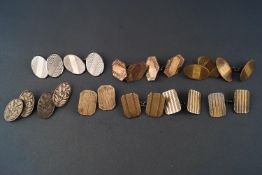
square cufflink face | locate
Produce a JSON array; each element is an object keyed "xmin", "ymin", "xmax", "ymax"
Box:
[
  {"xmin": 162, "ymin": 89, "xmax": 181, "ymax": 115},
  {"xmin": 208, "ymin": 93, "xmax": 226, "ymax": 117},
  {"xmin": 234, "ymin": 89, "xmax": 250, "ymax": 114},
  {"xmin": 121, "ymin": 93, "xmax": 141, "ymax": 118}
]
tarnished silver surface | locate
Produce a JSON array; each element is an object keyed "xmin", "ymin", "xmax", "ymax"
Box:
[
  {"xmin": 208, "ymin": 93, "xmax": 226, "ymax": 117},
  {"xmin": 37, "ymin": 92, "xmax": 56, "ymax": 119},
  {"xmin": 63, "ymin": 54, "xmax": 85, "ymax": 74},
  {"xmin": 162, "ymin": 89, "xmax": 181, "ymax": 115},
  {"xmin": 52, "ymin": 82, "xmax": 72, "ymax": 107},
  {"xmin": 187, "ymin": 89, "xmax": 201, "ymax": 114},
  {"xmin": 19, "ymin": 90, "xmax": 35, "ymax": 117},
  {"xmin": 4, "ymin": 98, "xmax": 23, "ymax": 122},
  {"xmin": 31, "ymin": 56, "xmax": 48, "ymax": 78},
  {"xmin": 85, "ymin": 52, "xmax": 104, "ymax": 76},
  {"xmin": 47, "ymin": 54, "xmax": 64, "ymax": 77},
  {"xmin": 234, "ymin": 89, "xmax": 250, "ymax": 114}
]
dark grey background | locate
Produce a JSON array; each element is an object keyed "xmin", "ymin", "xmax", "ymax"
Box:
[{"xmin": 0, "ymin": 0, "xmax": 261, "ymax": 174}]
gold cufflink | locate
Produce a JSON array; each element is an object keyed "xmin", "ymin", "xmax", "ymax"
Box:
[
  {"xmin": 78, "ymin": 85, "xmax": 116, "ymax": 116},
  {"xmin": 112, "ymin": 55, "xmax": 185, "ymax": 82},
  {"xmin": 121, "ymin": 89, "xmax": 202, "ymax": 118},
  {"xmin": 208, "ymin": 89, "xmax": 250, "ymax": 118},
  {"xmin": 216, "ymin": 57, "xmax": 255, "ymax": 82}
]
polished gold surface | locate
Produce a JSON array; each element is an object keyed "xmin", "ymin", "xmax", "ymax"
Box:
[
  {"xmin": 208, "ymin": 93, "xmax": 226, "ymax": 118},
  {"xmin": 97, "ymin": 85, "xmax": 116, "ymax": 110},
  {"xmin": 187, "ymin": 89, "xmax": 201, "ymax": 114},
  {"xmin": 163, "ymin": 55, "xmax": 185, "ymax": 77},
  {"xmin": 78, "ymin": 90, "xmax": 97, "ymax": 116},
  {"xmin": 162, "ymin": 89, "xmax": 181, "ymax": 115},
  {"xmin": 183, "ymin": 64, "xmax": 209, "ymax": 80},
  {"xmin": 146, "ymin": 92, "xmax": 165, "ymax": 118},
  {"xmin": 240, "ymin": 59, "xmax": 255, "ymax": 81},
  {"xmin": 121, "ymin": 93, "xmax": 141, "ymax": 118},
  {"xmin": 216, "ymin": 57, "xmax": 232, "ymax": 82},
  {"xmin": 197, "ymin": 56, "xmax": 219, "ymax": 78},
  {"xmin": 234, "ymin": 89, "xmax": 250, "ymax": 114}
]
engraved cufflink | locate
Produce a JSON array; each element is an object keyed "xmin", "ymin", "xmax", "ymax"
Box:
[
  {"xmin": 112, "ymin": 54, "xmax": 185, "ymax": 82},
  {"xmin": 77, "ymin": 85, "xmax": 116, "ymax": 116},
  {"xmin": 208, "ymin": 89, "xmax": 250, "ymax": 118},
  {"xmin": 31, "ymin": 52, "xmax": 104, "ymax": 78}
]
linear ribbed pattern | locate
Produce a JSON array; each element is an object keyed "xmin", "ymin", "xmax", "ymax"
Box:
[
  {"xmin": 187, "ymin": 89, "xmax": 201, "ymax": 114},
  {"xmin": 234, "ymin": 89, "xmax": 250, "ymax": 114},
  {"xmin": 208, "ymin": 93, "xmax": 226, "ymax": 117},
  {"xmin": 162, "ymin": 89, "xmax": 181, "ymax": 115}
]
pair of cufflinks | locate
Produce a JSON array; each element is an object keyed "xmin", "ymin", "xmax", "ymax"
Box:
[{"xmin": 121, "ymin": 89, "xmax": 250, "ymax": 118}]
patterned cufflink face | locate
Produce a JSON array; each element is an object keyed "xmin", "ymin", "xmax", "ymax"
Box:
[
  {"xmin": 216, "ymin": 57, "xmax": 233, "ymax": 82},
  {"xmin": 187, "ymin": 89, "xmax": 201, "ymax": 114},
  {"xmin": 162, "ymin": 89, "xmax": 181, "ymax": 115},
  {"xmin": 234, "ymin": 89, "xmax": 250, "ymax": 114},
  {"xmin": 208, "ymin": 93, "xmax": 226, "ymax": 117},
  {"xmin": 240, "ymin": 59, "xmax": 255, "ymax": 81},
  {"xmin": 183, "ymin": 64, "xmax": 209, "ymax": 80},
  {"xmin": 145, "ymin": 92, "xmax": 165, "ymax": 118},
  {"xmin": 121, "ymin": 93, "xmax": 141, "ymax": 118}
]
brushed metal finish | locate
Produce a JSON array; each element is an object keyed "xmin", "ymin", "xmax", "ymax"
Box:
[
  {"xmin": 121, "ymin": 93, "xmax": 141, "ymax": 118},
  {"xmin": 183, "ymin": 64, "xmax": 209, "ymax": 80},
  {"xmin": 31, "ymin": 56, "xmax": 48, "ymax": 79},
  {"xmin": 240, "ymin": 59, "xmax": 255, "ymax": 81},
  {"xmin": 145, "ymin": 92, "xmax": 165, "ymax": 117},
  {"xmin": 97, "ymin": 85, "xmax": 116, "ymax": 110},
  {"xmin": 63, "ymin": 54, "xmax": 85, "ymax": 74},
  {"xmin": 85, "ymin": 52, "xmax": 104, "ymax": 76},
  {"xmin": 19, "ymin": 90, "xmax": 35, "ymax": 117},
  {"xmin": 208, "ymin": 93, "xmax": 226, "ymax": 117},
  {"xmin": 234, "ymin": 89, "xmax": 250, "ymax": 114},
  {"xmin": 216, "ymin": 57, "xmax": 232, "ymax": 82},
  {"xmin": 4, "ymin": 98, "xmax": 23, "ymax": 122},
  {"xmin": 187, "ymin": 89, "xmax": 201, "ymax": 114},
  {"xmin": 47, "ymin": 54, "xmax": 64, "ymax": 78},
  {"xmin": 162, "ymin": 89, "xmax": 181, "ymax": 115},
  {"xmin": 78, "ymin": 90, "xmax": 97, "ymax": 116}
]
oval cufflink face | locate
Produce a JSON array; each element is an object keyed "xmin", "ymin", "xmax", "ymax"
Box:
[
  {"xmin": 183, "ymin": 64, "xmax": 209, "ymax": 80},
  {"xmin": 85, "ymin": 52, "xmax": 104, "ymax": 76},
  {"xmin": 31, "ymin": 56, "xmax": 48, "ymax": 79},
  {"xmin": 187, "ymin": 89, "xmax": 201, "ymax": 114},
  {"xmin": 216, "ymin": 57, "xmax": 232, "ymax": 82},
  {"xmin": 97, "ymin": 85, "xmax": 116, "ymax": 110},
  {"xmin": 37, "ymin": 92, "xmax": 56, "ymax": 119},
  {"xmin": 47, "ymin": 54, "xmax": 64, "ymax": 78},
  {"xmin": 4, "ymin": 99, "xmax": 23, "ymax": 122},
  {"xmin": 52, "ymin": 82, "xmax": 72, "ymax": 107},
  {"xmin": 112, "ymin": 59, "xmax": 127, "ymax": 81},
  {"xmin": 19, "ymin": 90, "xmax": 35, "ymax": 117},
  {"xmin": 240, "ymin": 59, "xmax": 255, "ymax": 81},
  {"xmin": 121, "ymin": 93, "xmax": 141, "ymax": 118},
  {"xmin": 126, "ymin": 62, "xmax": 147, "ymax": 82},
  {"xmin": 78, "ymin": 90, "xmax": 97, "ymax": 116},
  {"xmin": 146, "ymin": 92, "xmax": 165, "ymax": 118},
  {"xmin": 208, "ymin": 93, "xmax": 226, "ymax": 117},
  {"xmin": 146, "ymin": 56, "xmax": 160, "ymax": 81},
  {"xmin": 63, "ymin": 54, "xmax": 85, "ymax": 74},
  {"xmin": 234, "ymin": 89, "xmax": 250, "ymax": 114},
  {"xmin": 163, "ymin": 54, "xmax": 185, "ymax": 78},
  {"xmin": 197, "ymin": 56, "xmax": 219, "ymax": 78},
  {"xmin": 162, "ymin": 89, "xmax": 181, "ymax": 115}
]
